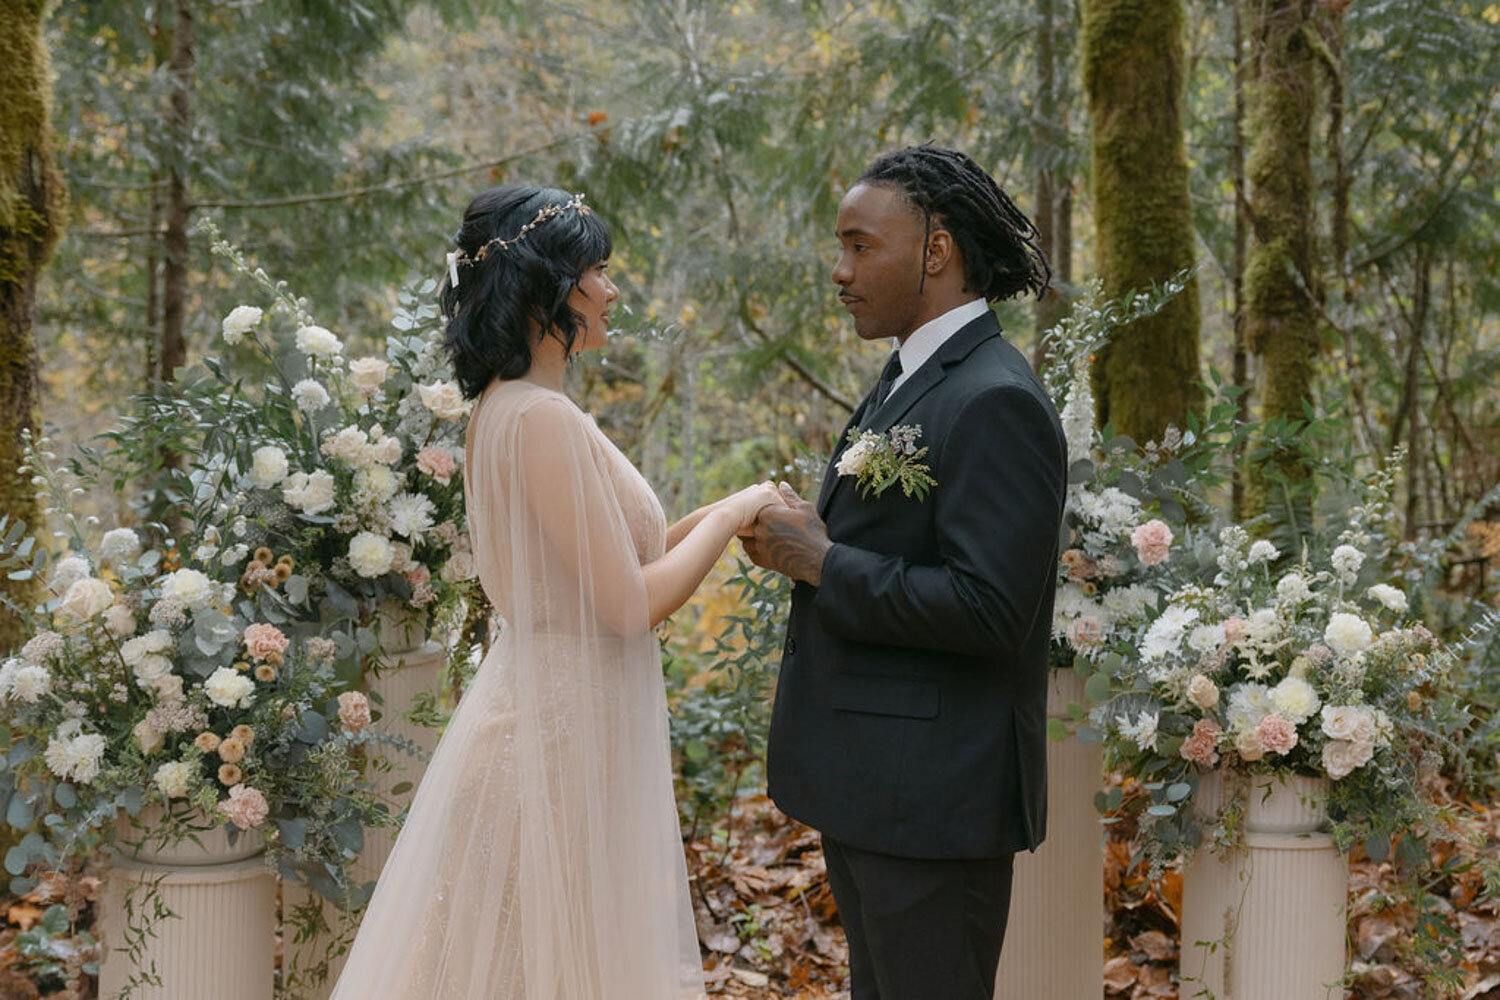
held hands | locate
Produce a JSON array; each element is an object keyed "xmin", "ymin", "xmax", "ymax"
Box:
[
  {"xmin": 740, "ymin": 483, "xmax": 833, "ymax": 586},
  {"xmin": 719, "ymin": 482, "xmax": 787, "ymax": 535}
]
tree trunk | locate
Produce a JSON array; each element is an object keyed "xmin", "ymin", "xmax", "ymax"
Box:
[
  {"xmin": 1231, "ymin": 0, "xmax": 1251, "ymax": 519},
  {"xmin": 1083, "ymin": 0, "xmax": 1202, "ymax": 444},
  {"xmin": 0, "ymin": 0, "xmax": 67, "ymax": 650},
  {"xmin": 1243, "ymin": 0, "xmax": 1319, "ymax": 516},
  {"xmin": 158, "ymin": 0, "xmax": 195, "ymax": 382},
  {"xmin": 1032, "ymin": 0, "xmax": 1068, "ymax": 346}
]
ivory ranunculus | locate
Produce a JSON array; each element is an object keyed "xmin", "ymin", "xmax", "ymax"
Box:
[
  {"xmin": 1323, "ymin": 612, "xmax": 1374, "ymax": 656},
  {"xmin": 154, "ymin": 761, "xmax": 195, "ymax": 799},
  {"xmin": 159, "ymin": 568, "xmax": 215, "ymax": 609},
  {"xmin": 1270, "ymin": 675, "xmax": 1320, "ymax": 724},
  {"xmin": 1366, "ymin": 584, "xmax": 1408, "ymax": 614}
]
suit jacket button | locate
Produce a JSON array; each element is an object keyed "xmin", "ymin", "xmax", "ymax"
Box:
[{"xmin": 784, "ymin": 638, "xmax": 797, "ymax": 655}]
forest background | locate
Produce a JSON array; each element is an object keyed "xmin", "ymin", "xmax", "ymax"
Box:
[{"xmin": 2, "ymin": 0, "xmax": 1499, "ymax": 996}]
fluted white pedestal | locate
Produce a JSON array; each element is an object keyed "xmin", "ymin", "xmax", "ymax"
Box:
[
  {"xmin": 1181, "ymin": 774, "xmax": 1346, "ymax": 999},
  {"xmin": 994, "ymin": 670, "xmax": 1104, "ymax": 999},
  {"xmin": 282, "ymin": 627, "xmax": 446, "ymax": 998},
  {"xmin": 99, "ymin": 829, "xmax": 275, "ymax": 1000}
]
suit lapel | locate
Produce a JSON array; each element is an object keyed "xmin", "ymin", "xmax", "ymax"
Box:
[{"xmin": 816, "ymin": 310, "xmax": 1002, "ymax": 518}]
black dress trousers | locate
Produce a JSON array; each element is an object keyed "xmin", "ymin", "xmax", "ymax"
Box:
[{"xmin": 822, "ymin": 834, "xmax": 1016, "ymax": 1000}]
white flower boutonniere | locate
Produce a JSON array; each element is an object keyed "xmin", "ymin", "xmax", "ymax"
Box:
[{"xmin": 837, "ymin": 424, "xmax": 938, "ymax": 501}]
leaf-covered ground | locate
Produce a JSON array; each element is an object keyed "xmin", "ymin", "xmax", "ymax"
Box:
[{"xmin": 3, "ymin": 789, "xmax": 1499, "ymax": 998}]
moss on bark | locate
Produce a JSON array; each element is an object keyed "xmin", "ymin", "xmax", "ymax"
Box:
[
  {"xmin": 1243, "ymin": 0, "xmax": 1319, "ymax": 515},
  {"xmin": 1083, "ymin": 0, "xmax": 1203, "ymax": 444},
  {"xmin": 0, "ymin": 0, "xmax": 67, "ymax": 650}
]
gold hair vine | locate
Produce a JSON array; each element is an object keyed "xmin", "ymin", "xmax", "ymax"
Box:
[{"xmin": 446, "ymin": 193, "xmax": 592, "ymax": 288}]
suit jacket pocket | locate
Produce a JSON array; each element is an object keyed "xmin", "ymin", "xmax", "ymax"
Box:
[{"xmin": 830, "ymin": 674, "xmax": 940, "ymax": 719}]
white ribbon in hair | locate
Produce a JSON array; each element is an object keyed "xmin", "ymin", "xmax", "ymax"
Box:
[{"xmin": 446, "ymin": 250, "xmax": 461, "ymax": 289}]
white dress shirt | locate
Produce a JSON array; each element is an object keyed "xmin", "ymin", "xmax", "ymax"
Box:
[{"xmin": 888, "ymin": 297, "xmax": 991, "ymax": 396}]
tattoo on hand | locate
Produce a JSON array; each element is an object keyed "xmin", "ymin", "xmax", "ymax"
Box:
[{"xmin": 755, "ymin": 509, "xmax": 832, "ymax": 586}]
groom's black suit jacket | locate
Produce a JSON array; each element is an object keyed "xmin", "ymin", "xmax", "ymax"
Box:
[{"xmin": 767, "ymin": 309, "xmax": 1067, "ymax": 860}]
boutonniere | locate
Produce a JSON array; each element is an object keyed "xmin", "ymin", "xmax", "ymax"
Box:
[{"xmin": 836, "ymin": 424, "xmax": 938, "ymax": 501}]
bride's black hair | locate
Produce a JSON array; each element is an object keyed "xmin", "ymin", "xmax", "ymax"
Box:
[{"xmin": 440, "ymin": 184, "xmax": 613, "ymax": 400}]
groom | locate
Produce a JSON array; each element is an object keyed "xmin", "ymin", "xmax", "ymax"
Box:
[{"xmin": 743, "ymin": 146, "xmax": 1067, "ymax": 1000}]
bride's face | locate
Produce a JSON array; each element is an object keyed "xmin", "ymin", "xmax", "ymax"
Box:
[{"xmin": 567, "ymin": 261, "xmax": 618, "ymax": 352}]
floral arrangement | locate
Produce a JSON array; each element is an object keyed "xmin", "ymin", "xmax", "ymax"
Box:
[
  {"xmin": 835, "ymin": 424, "xmax": 936, "ymax": 500},
  {"xmin": 197, "ymin": 221, "xmax": 477, "ymax": 636},
  {"xmin": 0, "ymin": 439, "xmax": 397, "ymax": 905}
]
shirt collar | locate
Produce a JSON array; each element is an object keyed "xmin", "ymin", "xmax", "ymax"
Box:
[{"xmin": 891, "ymin": 298, "xmax": 990, "ymax": 389}]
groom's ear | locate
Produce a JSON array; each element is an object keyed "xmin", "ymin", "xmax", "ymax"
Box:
[{"xmin": 925, "ymin": 228, "xmax": 957, "ymax": 275}]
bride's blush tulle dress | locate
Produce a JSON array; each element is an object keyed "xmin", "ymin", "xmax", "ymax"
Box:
[{"xmin": 328, "ymin": 379, "xmax": 706, "ymax": 999}]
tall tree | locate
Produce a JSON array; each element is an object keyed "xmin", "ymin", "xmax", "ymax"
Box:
[
  {"xmin": 1242, "ymin": 0, "xmax": 1319, "ymax": 515},
  {"xmin": 1083, "ymin": 0, "xmax": 1202, "ymax": 443},
  {"xmin": 0, "ymin": 0, "xmax": 67, "ymax": 648}
]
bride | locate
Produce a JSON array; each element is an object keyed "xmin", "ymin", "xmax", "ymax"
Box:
[{"xmin": 328, "ymin": 184, "xmax": 780, "ymax": 999}]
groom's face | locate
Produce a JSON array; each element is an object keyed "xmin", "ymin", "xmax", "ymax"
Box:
[{"xmin": 832, "ymin": 183, "xmax": 928, "ymax": 342}]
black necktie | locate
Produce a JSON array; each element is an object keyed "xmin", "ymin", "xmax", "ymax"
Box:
[{"xmin": 869, "ymin": 351, "xmax": 903, "ymax": 413}]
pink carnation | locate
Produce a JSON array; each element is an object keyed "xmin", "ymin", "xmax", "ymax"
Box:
[
  {"xmin": 1066, "ymin": 616, "xmax": 1105, "ymax": 651},
  {"xmin": 337, "ymin": 691, "xmax": 372, "ymax": 733},
  {"xmin": 416, "ymin": 447, "xmax": 457, "ymax": 485},
  {"xmin": 1131, "ymin": 519, "xmax": 1174, "ymax": 566},
  {"xmin": 1179, "ymin": 718, "xmax": 1222, "ymax": 767},
  {"xmin": 219, "ymin": 783, "xmax": 269, "ymax": 830},
  {"xmin": 1256, "ymin": 713, "xmax": 1299, "ymax": 756},
  {"xmin": 242, "ymin": 623, "xmax": 289, "ymax": 663}
]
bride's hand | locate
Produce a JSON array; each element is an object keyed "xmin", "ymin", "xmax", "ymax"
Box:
[{"xmin": 719, "ymin": 482, "xmax": 785, "ymax": 535}]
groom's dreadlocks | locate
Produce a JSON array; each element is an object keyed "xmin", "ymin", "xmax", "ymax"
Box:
[{"xmin": 859, "ymin": 145, "xmax": 1051, "ymax": 302}]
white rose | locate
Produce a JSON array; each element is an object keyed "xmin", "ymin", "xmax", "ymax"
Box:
[
  {"xmin": 1322, "ymin": 738, "xmax": 1374, "ymax": 780},
  {"xmin": 1234, "ymin": 727, "xmax": 1266, "ymax": 762},
  {"xmin": 1366, "ymin": 584, "xmax": 1408, "ymax": 614},
  {"xmin": 59, "ymin": 577, "xmax": 115, "ymax": 620},
  {"xmin": 348, "ymin": 356, "xmax": 390, "ymax": 394},
  {"xmin": 1186, "ymin": 674, "xmax": 1219, "ymax": 709},
  {"xmin": 1324, "ymin": 612, "xmax": 1374, "ymax": 656},
  {"xmin": 99, "ymin": 528, "xmax": 142, "ymax": 564},
  {"xmin": 347, "ymin": 532, "xmax": 395, "ymax": 578},
  {"xmin": 204, "ymin": 666, "xmax": 255, "ymax": 709},
  {"xmin": 133, "ymin": 719, "xmax": 164, "ymax": 755},
  {"xmin": 320, "ymin": 425, "xmax": 371, "ymax": 465},
  {"xmin": 220, "ymin": 543, "xmax": 250, "ymax": 567},
  {"xmin": 368, "ymin": 435, "xmax": 402, "ymax": 466},
  {"xmin": 1247, "ymin": 540, "xmax": 1279, "ymax": 564},
  {"xmin": 1270, "ymin": 675, "xmax": 1320, "ymax": 724},
  {"xmin": 440, "ymin": 550, "xmax": 475, "ymax": 583},
  {"xmin": 836, "ymin": 438, "xmax": 878, "ymax": 478},
  {"xmin": 103, "ymin": 604, "xmax": 137, "ymax": 637},
  {"xmin": 150, "ymin": 673, "xmax": 184, "ymax": 702},
  {"xmin": 292, "ymin": 379, "xmax": 331, "ymax": 413},
  {"xmin": 418, "ymin": 381, "xmax": 469, "ymax": 421},
  {"xmin": 295, "ymin": 324, "xmax": 343, "ymax": 358},
  {"xmin": 49, "ymin": 555, "xmax": 91, "ymax": 594},
  {"xmin": 132, "ymin": 654, "xmax": 174, "ymax": 688},
  {"xmin": 154, "ymin": 760, "xmax": 196, "ymax": 799},
  {"xmin": 221, "ymin": 305, "xmax": 263, "ymax": 345},
  {"xmin": 282, "ymin": 470, "xmax": 337, "ymax": 516},
  {"xmin": 248, "ymin": 446, "xmax": 289, "ymax": 489},
  {"xmin": 159, "ymin": 568, "xmax": 216, "ymax": 609},
  {"xmin": 120, "ymin": 629, "xmax": 172, "ymax": 667},
  {"xmin": 1320, "ymin": 704, "xmax": 1376, "ymax": 744},
  {"xmin": 10, "ymin": 665, "xmax": 52, "ymax": 703}
]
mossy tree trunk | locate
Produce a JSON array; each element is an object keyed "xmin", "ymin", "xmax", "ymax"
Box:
[
  {"xmin": 1083, "ymin": 0, "xmax": 1202, "ymax": 444},
  {"xmin": 0, "ymin": 0, "xmax": 67, "ymax": 651},
  {"xmin": 159, "ymin": 0, "xmax": 195, "ymax": 382},
  {"xmin": 1243, "ymin": 0, "xmax": 1319, "ymax": 516}
]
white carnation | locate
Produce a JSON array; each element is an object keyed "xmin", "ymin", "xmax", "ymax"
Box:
[
  {"xmin": 154, "ymin": 760, "xmax": 196, "ymax": 799},
  {"xmin": 159, "ymin": 568, "xmax": 216, "ymax": 609},
  {"xmin": 49, "ymin": 555, "xmax": 91, "ymax": 594},
  {"xmin": 10, "ymin": 665, "xmax": 52, "ymax": 703},
  {"xmin": 1324, "ymin": 612, "xmax": 1374, "ymax": 656},
  {"xmin": 1270, "ymin": 675, "xmax": 1320, "ymax": 724},
  {"xmin": 418, "ymin": 380, "xmax": 469, "ymax": 421},
  {"xmin": 387, "ymin": 493, "xmax": 436, "ymax": 539},
  {"xmin": 282, "ymin": 470, "xmax": 337, "ymax": 516},
  {"xmin": 292, "ymin": 379, "xmax": 331, "ymax": 413},
  {"xmin": 99, "ymin": 528, "xmax": 142, "ymax": 565},
  {"xmin": 1366, "ymin": 584, "xmax": 1408, "ymax": 614},
  {"xmin": 295, "ymin": 324, "xmax": 343, "ymax": 358},
  {"xmin": 221, "ymin": 305, "xmax": 263, "ymax": 344},
  {"xmin": 354, "ymin": 464, "xmax": 399, "ymax": 502},
  {"xmin": 348, "ymin": 532, "xmax": 395, "ymax": 578},
  {"xmin": 1247, "ymin": 540, "xmax": 1279, "ymax": 564},
  {"xmin": 1275, "ymin": 572, "xmax": 1312, "ymax": 604},
  {"xmin": 1331, "ymin": 544, "xmax": 1364, "ymax": 579},
  {"xmin": 204, "ymin": 666, "xmax": 255, "ymax": 709},
  {"xmin": 248, "ymin": 446, "xmax": 289, "ymax": 489},
  {"xmin": 59, "ymin": 577, "xmax": 115, "ymax": 620}
]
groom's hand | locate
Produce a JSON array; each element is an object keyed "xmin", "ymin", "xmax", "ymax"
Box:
[{"xmin": 741, "ymin": 482, "xmax": 832, "ymax": 586}]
